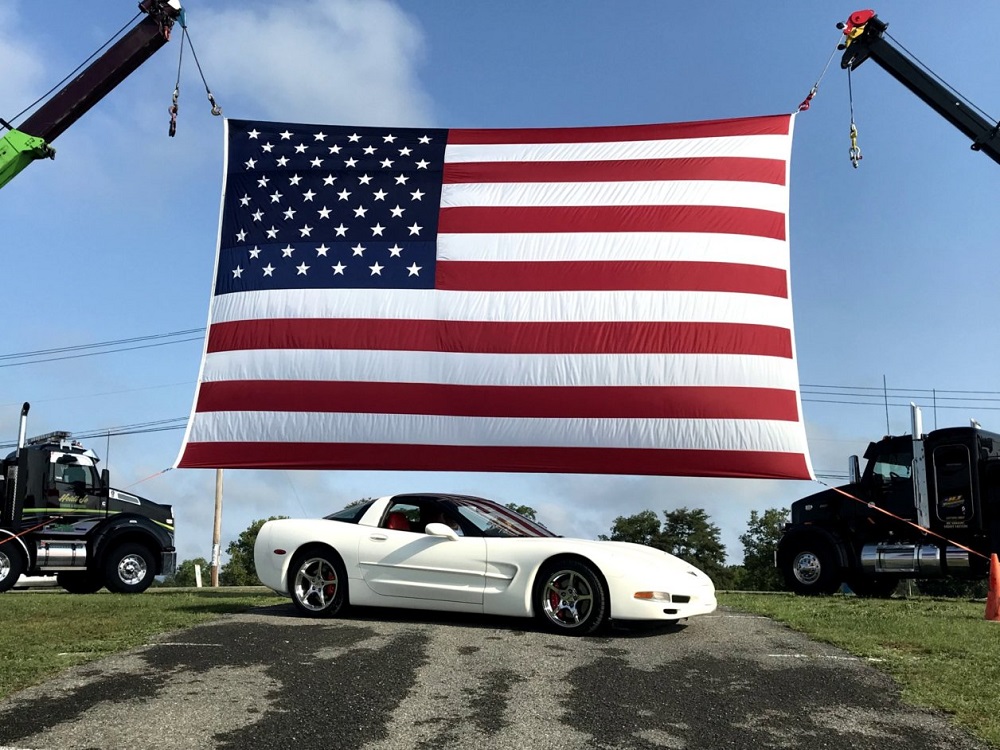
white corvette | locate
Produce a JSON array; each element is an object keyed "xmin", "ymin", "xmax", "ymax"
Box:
[{"xmin": 254, "ymin": 493, "xmax": 717, "ymax": 635}]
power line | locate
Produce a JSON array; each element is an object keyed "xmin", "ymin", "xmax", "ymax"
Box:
[
  {"xmin": 3, "ymin": 328, "xmax": 1000, "ymax": 404},
  {"xmin": 803, "ymin": 396, "xmax": 1000, "ymax": 411},
  {"xmin": 0, "ymin": 329, "xmax": 205, "ymax": 368},
  {"xmin": 0, "ymin": 328, "xmax": 204, "ymax": 361},
  {"xmin": 799, "ymin": 383, "xmax": 1000, "ymax": 398},
  {"xmin": 0, "ymin": 417, "xmax": 189, "ymax": 451}
]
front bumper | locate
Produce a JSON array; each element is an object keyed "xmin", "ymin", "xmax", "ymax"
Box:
[
  {"xmin": 160, "ymin": 550, "xmax": 177, "ymax": 577},
  {"xmin": 609, "ymin": 579, "xmax": 717, "ymax": 621}
]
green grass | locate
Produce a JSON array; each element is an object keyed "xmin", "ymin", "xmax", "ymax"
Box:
[
  {"xmin": 0, "ymin": 588, "xmax": 281, "ymax": 701},
  {"xmin": 721, "ymin": 592, "xmax": 1000, "ymax": 748}
]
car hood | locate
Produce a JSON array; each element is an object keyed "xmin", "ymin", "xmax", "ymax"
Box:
[{"xmin": 550, "ymin": 537, "xmax": 713, "ymax": 581}]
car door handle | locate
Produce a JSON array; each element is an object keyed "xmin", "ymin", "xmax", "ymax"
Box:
[{"xmin": 369, "ymin": 533, "xmax": 388, "ymax": 541}]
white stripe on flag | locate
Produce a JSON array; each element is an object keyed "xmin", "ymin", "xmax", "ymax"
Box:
[
  {"xmin": 185, "ymin": 411, "xmax": 809, "ymax": 452},
  {"xmin": 444, "ymin": 134, "xmax": 792, "ymax": 163},
  {"xmin": 199, "ymin": 350, "xmax": 803, "ymax": 389},
  {"xmin": 436, "ymin": 232, "xmax": 789, "ymax": 267},
  {"xmin": 440, "ymin": 180, "xmax": 788, "ymax": 213},
  {"xmin": 207, "ymin": 288, "xmax": 794, "ymax": 326}
]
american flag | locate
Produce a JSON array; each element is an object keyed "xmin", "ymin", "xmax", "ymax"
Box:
[{"xmin": 176, "ymin": 114, "xmax": 813, "ymax": 479}]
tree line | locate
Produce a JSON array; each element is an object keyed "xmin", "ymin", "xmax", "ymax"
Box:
[{"xmin": 158, "ymin": 503, "xmax": 986, "ymax": 597}]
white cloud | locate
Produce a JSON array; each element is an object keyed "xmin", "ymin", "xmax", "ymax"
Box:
[{"xmin": 193, "ymin": 0, "xmax": 434, "ymax": 126}]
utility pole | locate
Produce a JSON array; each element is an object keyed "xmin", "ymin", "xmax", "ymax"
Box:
[{"xmin": 211, "ymin": 468, "xmax": 223, "ymax": 587}]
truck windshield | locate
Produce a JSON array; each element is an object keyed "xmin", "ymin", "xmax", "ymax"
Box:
[
  {"xmin": 48, "ymin": 458, "xmax": 99, "ymax": 499},
  {"xmin": 871, "ymin": 452, "xmax": 912, "ymax": 481}
]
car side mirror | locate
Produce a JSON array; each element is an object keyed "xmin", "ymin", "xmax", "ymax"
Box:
[{"xmin": 424, "ymin": 522, "xmax": 459, "ymax": 541}]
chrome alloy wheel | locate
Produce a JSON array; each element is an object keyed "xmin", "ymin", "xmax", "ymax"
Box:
[
  {"xmin": 792, "ymin": 551, "xmax": 822, "ymax": 586},
  {"xmin": 541, "ymin": 568, "xmax": 595, "ymax": 628},
  {"xmin": 0, "ymin": 550, "xmax": 11, "ymax": 582},
  {"xmin": 117, "ymin": 552, "xmax": 148, "ymax": 587},
  {"xmin": 293, "ymin": 557, "xmax": 340, "ymax": 612}
]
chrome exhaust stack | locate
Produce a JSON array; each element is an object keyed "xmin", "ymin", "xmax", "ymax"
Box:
[{"xmin": 15, "ymin": 402, "xmax": 30, "ymax": 457}]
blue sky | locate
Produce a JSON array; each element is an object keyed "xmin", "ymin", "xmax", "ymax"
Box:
[{"xmin": 2, "ymin": 1, "xmax": 999, "ymax": 566}]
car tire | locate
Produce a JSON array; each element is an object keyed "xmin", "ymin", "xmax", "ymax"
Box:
[
  {"xmin": 0, "ymin": 541, "xmax": 26, "ymax": 593},
  {"xmin": 104, "ymin": 543, "xmax": 156, "ymax": 594},
  {"xmin": 58, "ymin": 570, "xmax": 105, "ymax": 594},
  {"xmin": 288, "ymin": 548, "xmax": 349, "ymax": 618},
  {"xmin": 533, "ymin": 559, "xmax": 608, "ymax": 636},
  {"xmin": 783, "ymin": 538, "xmax": 842, "ymax": 595}
]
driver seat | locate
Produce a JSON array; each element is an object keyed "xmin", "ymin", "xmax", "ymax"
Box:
[{"xmin": 386, "ymin": 512, "xmax": 410, "ymax": 531}]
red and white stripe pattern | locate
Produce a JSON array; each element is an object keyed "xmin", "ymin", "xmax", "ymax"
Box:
[{"xmin": 177, "ymin": 114, "xmax": 813, "ymax": 479}]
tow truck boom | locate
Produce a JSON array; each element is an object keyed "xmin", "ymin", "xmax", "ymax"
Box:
[
  {"xmin": 840, "ymin": 9, "xmax": 1000, "ymax": 166},
  {"xmin": 0, "ymin": 0, "xmax": 181, "ymax": 189}
]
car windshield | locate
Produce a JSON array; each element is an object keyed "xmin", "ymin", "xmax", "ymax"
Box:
[
  {"xmin": 324, "ymin": 499, "xmax": 376, "ymax": 523},
  {"xmin": 448, "ymin": 496, "xmax": 556, "ymax": 538}
]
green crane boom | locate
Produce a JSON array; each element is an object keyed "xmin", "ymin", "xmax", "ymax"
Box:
[{"xmin": 0, "ymin": 1, "xmax": 181, "ymax": 189}]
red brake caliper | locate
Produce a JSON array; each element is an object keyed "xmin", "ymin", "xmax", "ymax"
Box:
[
  {"xmin": 324, "ymin": 568, "xmax": 336, "ymax": 598},
  {"xmin": 549, "ymin": 577, "xmax": 562, "ymax": 618}
]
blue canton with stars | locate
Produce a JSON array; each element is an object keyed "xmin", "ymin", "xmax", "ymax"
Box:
[{"xmin": 216, "ymin": 119, "xmax": 449, "ymax": 295}]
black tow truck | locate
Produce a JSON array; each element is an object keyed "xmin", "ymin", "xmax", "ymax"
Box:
[
  {"xmin": 777, "ymin": 10, "xmax": 1000, "ymax": 595},
  {"xmin": 778, "ymin": 407, "xmax": 1000, "ymax": 596},
  {"xmin": 0, "ymin": 403, "xmax": 176, "ymax": 594}
]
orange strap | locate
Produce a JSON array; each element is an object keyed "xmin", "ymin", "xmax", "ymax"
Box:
[
  {"xmin": 122, "ymin": 466, "xmax": 172, "ymax": 490},
  {"xmin": 0, "ymin": 515, "xmax": 68, "ymax": 548},
  {"xmin": 824, "ymin": 483, "xmax": 988, "ymax": 561}
]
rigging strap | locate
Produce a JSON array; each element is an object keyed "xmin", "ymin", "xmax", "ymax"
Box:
[{"xmin": 848, "ymin": 67, "xmax": 862, "ymax": 168}]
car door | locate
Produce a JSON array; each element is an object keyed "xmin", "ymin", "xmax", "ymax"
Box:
[{"xmin": 357, "ymin": 502, "xmax": 487, "ymax": 606}]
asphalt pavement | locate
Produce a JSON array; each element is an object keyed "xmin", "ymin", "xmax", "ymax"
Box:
[{"xmin": 0, "ymin": 604, "xmax": 989, "ymax": 750}]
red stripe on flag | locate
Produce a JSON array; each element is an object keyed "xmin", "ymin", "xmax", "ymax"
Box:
[
  {"xmin": 438, "ymin": 206, "xmax": 786, "ymax": 241},
  {"xmin": 177, "ymin": 441, "xmax": 812, "ymax": 479},
  {"xmin": 442, "ymin": 157, "xmax": 786, "ymax": 186},
  {"xmin": 436, "ymin": 260, "xmax": 788, "ymax": 296},
  {"xmin": 195, "ymin": 382, "xmax": 802, "ymax": 421},
  {"xmin": 206, "ymin": 319, "xmax": 793, "ymax": 357},
  {"xmin": 447, "ymin": 115, "xmax": 792, "ymax": 145}
]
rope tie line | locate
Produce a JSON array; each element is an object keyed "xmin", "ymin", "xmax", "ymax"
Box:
[
  {"xmin": 0, "ymin": 516, "xmax": 69, "ymax": 548},
  {"xmin": 818, "ymin": 481, "xmax": 989, "ymax": 561},
  {"xmin": 122, "ymin": 467, "xmax": 173, "ymax": 489},
  {"xmin": 797, "ymin": 39, "xmax": 842, "ymax": 112}
]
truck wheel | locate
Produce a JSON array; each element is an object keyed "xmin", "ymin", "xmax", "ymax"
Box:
[
  {"xmin": 104, "ymin": 543, "xmax": 156, "ymax": 594},
  {"xmin": 0, "ymin": 542, "xmax": 26, "ymax": 593},
  {"xmin": 58, "ymin": 570, "xmax": 105, "ymax": 594},
  {"xmin": 783, "ymin": 539, "xmax": 842, "ymax": 595}
]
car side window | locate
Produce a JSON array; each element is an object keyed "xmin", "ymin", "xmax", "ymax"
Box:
[
  {"xmin": 383, "ymin": 503, "xmax": 420, "ymax": 532},
  {"xmin": 325, "ymin": 499, "xmax": 375, "ymax": 523}
]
